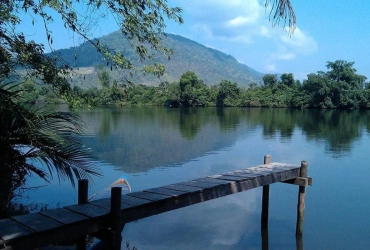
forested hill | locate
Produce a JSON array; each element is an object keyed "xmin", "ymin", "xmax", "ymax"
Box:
[{"xmin": 54, "ymin": 31, "xmax": 264, "ymax": 87}]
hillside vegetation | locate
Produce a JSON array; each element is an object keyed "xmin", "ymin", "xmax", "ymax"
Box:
[{"xmin": 54, "ymin": 31, "xmax": 264, "ymax": 88}]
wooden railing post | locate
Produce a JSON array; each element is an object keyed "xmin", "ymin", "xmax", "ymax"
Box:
[
  {"xmin": 261, "ymin": 155, "xmax": 271, "ymax": 229},
  {"xmin": 78, "ymin": 179, "xmax": 89, "ymax": 204},
  {"xmin": 296, "ymin": 161, "xmax": 308, "ymax": 236},
  {"xmin": 110, "ymin": 187, "xmax": 122, "ymax": 250},
  {"xmin": 77, "ymin": 179, "xmax": 88, "ymax": 250}
]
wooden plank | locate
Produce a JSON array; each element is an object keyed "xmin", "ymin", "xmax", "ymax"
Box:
[
  {"xmin": 237, "ymin": 167, "xmax": 274, "ymax": 173},
  {"xmin": 234, "ymin": 178, "xmax": 261, "ymax": 191},
  {"xmin": 119, "ymin": 191, "xmax": 196, "ymax": 223},
  {"xmin": 224, "ymin": 171, "xmax": 265, "ymax": 178},
  {"xmin": 145, "ymin": 187, "xmax": 188, "ymax": 197},
  {"xmin": 194, "ymin": 177, "xmax": 235, "ymax": 185},
  {"xmin": 0, "ymin": 219, "xmax": 33, "ymax": 241},
  {"xmin": 194, "ymin": 183, "xmax": 236, "ymax": 200},
  {"xmin": 228, "ymin": 171, "xmax": 264, "ymax": 177},
  {"xmin": 121, "ymin": 194, "xmax": 152, "ymax": 206},
  {"xmin": 279, "ymin": 169, "xmax": 300, "ymax": 181},
  {"xmin": 259, "ymin": 162, "xmax": 299, "ymax": 169},
  {"xmin": 210, "ymin": 174, "xmax": 249, "ymax": 181},
  {"xmin": 12, "ymin": 213, "xmax": 62, "ymax": 232},
  {"xmin": 64, "ymin": 204, "xmax": 109, "ymax": 218},
  {"xmin": 89, "ymin": 197, "xmax": 134, "ymax": 210},
  {"xmin": 162, "ymin": 184, "xmax": 204, "ymax": 193},
  {"xmin": 89, "ymin": 198, "xmax": 112, "ymax": 210},
  {"xmin": 3, "ymin": 217, "xmax": 110, "ymax": 250},
  {"xmin": 127, "ymin": 191, "xmax": 171, "ymax": 201},
  {"xmin": 40, "ymin": 208, "xmax": 88, "ymax": 225},
  {"xmin": 180, "ymin": 180, "xmax": 223, "ymax": 189}
]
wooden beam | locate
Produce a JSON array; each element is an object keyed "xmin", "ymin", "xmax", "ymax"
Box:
[{"xmin": 281, "ymin": 177, "xmax": 312, "ymax": 186}]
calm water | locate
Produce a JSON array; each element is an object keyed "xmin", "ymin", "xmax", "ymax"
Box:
[{"xmin": 25, "ymin": 107, "xmax": 370, "ymax": 250}]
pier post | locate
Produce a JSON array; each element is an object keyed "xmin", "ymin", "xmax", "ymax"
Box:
[
  {"xmin": 77, "ymin": 179, "xmax": 89, "ymax": 250},
  {"xmin": 110, "ymin": 187, "xmax": 122, "ymax": 250},
  {"xmin": 78, "ymin": 179, "xmax": 89, "ymax": 204},
  {"xmin": 296, "ymin": 161, "xmax": 308, "ymax": 236},
  {"xmin": 261, "ymin": 155, "xmax": 271, "ymax": 229}
]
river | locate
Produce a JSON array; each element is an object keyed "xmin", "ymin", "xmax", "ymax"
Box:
[{"xmin": 25, "ymin": 107, "xmax": 370, "ymax": 249}]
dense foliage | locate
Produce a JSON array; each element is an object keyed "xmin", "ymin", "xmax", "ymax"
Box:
[{"xmin": 22, "ymin": 60, "xmax": 370, "ymax": 109}]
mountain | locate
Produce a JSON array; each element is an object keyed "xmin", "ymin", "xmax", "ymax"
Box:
[{"xmin": 55, "ymin": 31, "xmax": 264, "ymax": 88}]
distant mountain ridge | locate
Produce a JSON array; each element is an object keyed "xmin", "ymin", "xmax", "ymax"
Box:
[{"xmin": 55, "ymin": 31, "xmax": 264, "ymax": 87}]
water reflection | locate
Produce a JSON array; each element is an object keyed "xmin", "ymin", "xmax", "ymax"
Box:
[
  {"xmin": 122, "ymin": 190, "xmax": 262, "ymax": 250},
  {"xmin": 298, "ymin": 109, "xmax": 365, "ymax": 158},
  {"xmin": 79, "ymin": 107, "xmax": 370, "ymax": 173},
  {"xmin": 261, "ymin": 230, "xmax": 303, "ymax": 250},
  {"xmin": 79, "ymin": 108, "xmax": 246, "ymax": 173},
  {"xmin": 179, "ymin": 108, "xmax": 203, "ymax": 140},
  {"xmin": 216, "ymin": 108, "xmax": 241, "ymax": 132}
]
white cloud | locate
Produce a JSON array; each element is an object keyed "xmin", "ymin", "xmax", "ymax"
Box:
[
  {"xmin": 227, "ymin": 16, "xmax": 254, "ymax": 27},
  {"xmin": 280, "ymin": 28, "xmax": 317, "ymax": 55},
  {"xmin": 259, "ymin": 25, "xmax": 271, "ymax": 37},
  {"xmin": 265, "ymin": 64, "xmax": 277, "ymax": 72},
  {"xmin": 175, "ymin": 0, "xmax": 265, "ymax": 43},
  {"xmin": 272, "ymin": 52, "xmax": 296, "ymax": 60},
  {"xmin": 264, "ymin": 28, "xmax": 317, "ymax": 72}
]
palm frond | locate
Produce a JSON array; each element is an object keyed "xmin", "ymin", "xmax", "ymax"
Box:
[
  {"xmin": 265, "ymin": 0, "xmax": 296, "ymax": 34},
  {"xmin": 1, "ymin": 82, "xmax": 101, "ymax": 188}
]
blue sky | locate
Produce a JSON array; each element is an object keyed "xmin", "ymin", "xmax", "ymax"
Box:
[{"xmin": 18, "ymin": 0, "xmax": 370, "ymax": 82}]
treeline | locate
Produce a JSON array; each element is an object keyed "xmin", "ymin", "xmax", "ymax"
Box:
[{"xmin": 21, "ymin": 60, "xmax": 370, "ymax": 109}]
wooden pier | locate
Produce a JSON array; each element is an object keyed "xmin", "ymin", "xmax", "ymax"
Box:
[{"xmin": 0, "ymin": 156, "xmax": 312, "ymax": 250}]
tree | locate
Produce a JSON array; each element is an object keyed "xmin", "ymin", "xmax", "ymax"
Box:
[
  {"xmin": 300, "ymin": 61, "xmax": 367, "ymax": 109},
  {"xmin": 179, "ymin": 71, "xmax": 209, "ymax": 106},
  {"xmin": 97, "ymin": 65, "xmax": 111, "ymax": 89},
  {"xmin": 263, "ymin": 74, "xmax": 278, "ymax": 87},
  {"xmin": 325, "ymin": 60, "xmax": 367, "ymax": 89},
  {"xmin": 280, "ymin": 73, "xmax": 295, "ymax": 87},
  {"xmin": 216, "ymin": 80, "xmax": 240, "ymax": 107}
]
